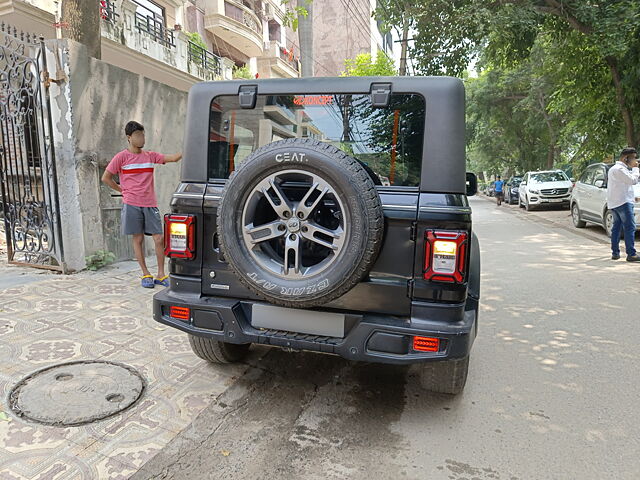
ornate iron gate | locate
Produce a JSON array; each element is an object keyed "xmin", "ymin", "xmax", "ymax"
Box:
[{"xmin": 0, "ymin": 24, "xmax": 65, "ymax": 272}]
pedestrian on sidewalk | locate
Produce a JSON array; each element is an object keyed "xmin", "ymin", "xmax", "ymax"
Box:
[
  {"xmin": 101, "ymin": 121, "xmax": 183, "ymax": 287},
  {"xmin": 607, "ymin": 147, "xmax": 640, "ymax": 262},
  {"xmin": 494, "ymin": 176, "xmax": 505, "ymax": 206}
]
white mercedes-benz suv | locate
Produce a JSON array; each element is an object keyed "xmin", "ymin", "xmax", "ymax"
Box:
[{"xmin": 518, "ymin": 170, "xmax": 573, "ymax": 211}]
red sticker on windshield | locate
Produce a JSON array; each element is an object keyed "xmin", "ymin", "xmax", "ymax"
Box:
[{"xmin": 293, "ymin": 95, "xmax": 334, "ymax": 106}]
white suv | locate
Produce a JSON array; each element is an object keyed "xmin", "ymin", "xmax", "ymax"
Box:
[
  {"xmin": 518, "ymin": 170, "xmax": 573, "ymax": 210},
  {"xmin": 570, "ymin": 162, "xmax": 640, "ymax": 236}
]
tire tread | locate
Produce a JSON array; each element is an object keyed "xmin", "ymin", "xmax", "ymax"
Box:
[
  {"xmin": 419, "ymin": 356, "xmax": 469, "ymax": 395},
  {"xmin": 188, "ymin": 335, "xmax": 250, "ymax": 364}
]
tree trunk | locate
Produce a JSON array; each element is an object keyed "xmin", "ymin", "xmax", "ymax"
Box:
[
  {"xmin": 605, "ymin": 56, "xmax": 636, "ymax": 147},
  {"xmin": 537, "ymin": 92, "xmax": 557, "ymax": 169},
  {"xmin": 61, "ymin": 0, "xmax": 101, "ymax": 59}
]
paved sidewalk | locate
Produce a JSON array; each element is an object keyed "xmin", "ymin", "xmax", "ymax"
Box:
[{"xmin": 0, "ymin": 256, "xmax": 253, "ymax": 479}]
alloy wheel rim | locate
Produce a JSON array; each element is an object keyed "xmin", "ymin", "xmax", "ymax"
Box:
[{"xmin": 240, "ymin": 169, "xmax": 348, "ymax": 279}]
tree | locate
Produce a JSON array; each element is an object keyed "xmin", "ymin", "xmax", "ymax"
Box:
[
  {"xmin": 61, "ymin": 0, "xmax": 101, "ymax": 59},
  {"xmin": 340, "ymin": 52, "xmax": 397, "ymax": 77},
  {"xmin": 281, "ymin": 0, "xmax": 310, "ymax": 31},
  {"xmin": 399, "ymin": 0, "xmax": 640, "ymax": 147},
  {"xmin": 375, "ymin": 0, "xmax": 640, "ymax": 175},
  {"xmin": 374, "ymin": 0, "xmax": 418, "ymax": 75}
]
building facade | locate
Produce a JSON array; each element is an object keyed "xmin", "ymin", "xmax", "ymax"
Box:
[
  {"xmin": 307, "ymin": 0, "xmax": 394, "ymax": 77},
  {"xmin": 0, "ymin": 0, "xmax": 301, "ymax": 91}
]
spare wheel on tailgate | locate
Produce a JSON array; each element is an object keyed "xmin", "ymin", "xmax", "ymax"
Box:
[{"xmin": 217, "ymin": 138, "xmax": 384, "ymax": 308}]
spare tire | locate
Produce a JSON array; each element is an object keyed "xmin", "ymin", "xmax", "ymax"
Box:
[{"xmin": 217, "ymin": 138, "xmax": 384, "ymax": 308}]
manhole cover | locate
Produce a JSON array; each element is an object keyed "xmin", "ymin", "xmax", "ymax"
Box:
[{"xmin": 9, "ymin": 360, "xmax": 145, "ymax": 426}]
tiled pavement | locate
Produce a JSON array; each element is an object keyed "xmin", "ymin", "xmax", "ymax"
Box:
[{"xmin": 0, "ymin": 256, "xmax": 252, "ymax": 479}]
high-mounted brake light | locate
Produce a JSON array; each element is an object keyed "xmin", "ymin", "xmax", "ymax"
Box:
[
  {"xmin": 424, "ymin": 230, "xmax": 468, "ymax": 283},
  {"xmin": 164, "ymin": 214, "xmax": 196, "ymax": 259}
]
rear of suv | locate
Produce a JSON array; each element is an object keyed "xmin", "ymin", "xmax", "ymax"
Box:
[
  {"xmin": 153, "ymin": 77, "xmax": 480, "ymax": 395},
  {"xmin": 570, "ymin": 162, "xmax": 640, "ymax": 236},
  {"xmin": 518, "ymin": 170, "xmax": 573, "ymax": 210}
]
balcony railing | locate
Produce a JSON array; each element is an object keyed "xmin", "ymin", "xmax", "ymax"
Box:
[
  {"xmin": 99, "ymin": 0, "xmax": 119, "ymax": 24},
  {"xmin": 224, "ymin": 1, "xmax": 262, "ymax": 35},
  {"xmin": 278, "ymin": 46, "xmax": 299, "ymax": 72},
  {"xmin": 188, "ymin": 41, "xmax": 222, "ymax": 76},
  {"xmin": 134, "ymin": 12, "xmax": 175, "ymax": 48}
]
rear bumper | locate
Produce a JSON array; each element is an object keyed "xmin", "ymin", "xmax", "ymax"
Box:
[{"xmin": 153, "ymin": 287, "xmax": 478, "ymax": 365}]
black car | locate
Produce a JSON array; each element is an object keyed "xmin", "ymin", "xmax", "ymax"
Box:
[
  {"xmin": 153, "ymin": 77, "xmax": 481, "ymax": 395},
  {"xmin": 505, "ymin": 176, "xmax": 522, "ymax": 204}
]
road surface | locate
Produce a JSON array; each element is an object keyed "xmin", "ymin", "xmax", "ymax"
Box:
[{"xmin": 133, "ymin": 195, "xmax": 640, "ymax": 480}]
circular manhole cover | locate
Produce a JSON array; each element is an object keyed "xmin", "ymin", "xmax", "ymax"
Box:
[{"xmin": 9, "ymin": 360, "xmax": 145, "ymax": 426}]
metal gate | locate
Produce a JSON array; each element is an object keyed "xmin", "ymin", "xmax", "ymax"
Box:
[{"xmin": 0, "ymin": 24, "xmax": 65, "ymax": 272}]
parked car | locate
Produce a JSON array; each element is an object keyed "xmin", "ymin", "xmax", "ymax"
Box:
[
  {"xmin": 486, "ymin": 181, "xmax": 496, "ymax": 197},
  {"xmin": 505, "ymin": 176, "xmax": 522, "ymax": 204},
  {"xmin": 518, "ymin": 170, "xmax": 573, "ymax": 210},
  {"xmin": 154, "ymin": 77, "xmax": 480, "ymax": 395},
  {"xmin": 570, "ymin": 162, "xmax": 640, "ymax": 236}
]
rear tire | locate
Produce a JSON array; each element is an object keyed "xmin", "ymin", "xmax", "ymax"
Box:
[
  {"xmin": 419, "ymin": 356, "xmax": 469, "ymax": 395},
  {"xmin": 572, "ymin": 204, "xmax": 586, "ymax": 228},
  {"xmin": 188, "ymin": 335, "xmax": 251, "ymax": 364}
]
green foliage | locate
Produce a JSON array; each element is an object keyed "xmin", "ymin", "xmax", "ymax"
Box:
[
  {"xmin": 232, "ymin": 65, "xmax": 253, "ymax": 80},
  {"xmin": 186, "ymin": 31, "xmax": 207, "ymax": 50},
  {"xmin": 281, "ymin": 0, "xmax": 310, "ymax": 31},
  {"xmin": 341, "ymin": 52, "xmax": 397, "ymax": 77},
  {"xmin": 85, "ymin": 250, "xmax": 116, "ymax": 271},
  {"xmin": 375, "ymin": 0, "xmax": 640, "ymax": 176}
]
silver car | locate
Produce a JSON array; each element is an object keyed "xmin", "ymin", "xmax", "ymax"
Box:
[{"xmin": 570, "ymin": 163, "xmax": 640, "ymax": 236}]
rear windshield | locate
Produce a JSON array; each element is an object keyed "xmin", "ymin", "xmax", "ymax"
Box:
[
  {"xmin": 530, "ymin": 172, "xmax": 568, "ymax": 183},
  {"xmin": 208, "ymin": 93, "xmax": 425, "ymax": 187}
]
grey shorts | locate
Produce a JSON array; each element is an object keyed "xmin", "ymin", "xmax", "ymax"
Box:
[{"xmin": 121, "ymin": 204, "xmax": 163, "ymax": 236}]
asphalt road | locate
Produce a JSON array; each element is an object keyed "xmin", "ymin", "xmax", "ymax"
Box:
[{"xmin": 133, "ymin": 196, "xmax": 640, "ymax": 480}]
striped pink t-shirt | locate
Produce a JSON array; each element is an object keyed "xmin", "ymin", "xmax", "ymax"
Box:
[{"xmin": 106, "ymin": 150, "xmax": 165, "ymax": 207}]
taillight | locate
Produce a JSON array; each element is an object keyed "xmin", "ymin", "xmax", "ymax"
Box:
[
  {"xmin": 164, "ymin": 214, "xmax": 196, "ymax": 259},
  {"xmin": 424, "ymin": 230, "xmax": 468, "ymax": 283}
]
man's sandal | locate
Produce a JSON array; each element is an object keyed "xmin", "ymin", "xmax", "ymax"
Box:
[
  {"xmin": 141, "ymin": 275, "xmax": 155, "ymax": 288},
  {"xmin": 154, "ymin": 275, "xmax": 169, "ymax": 287}
]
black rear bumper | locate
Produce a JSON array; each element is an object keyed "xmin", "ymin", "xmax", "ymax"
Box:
[{"xmin": 153, "ymin": 287, "xmax": 478, "ymax": 366}]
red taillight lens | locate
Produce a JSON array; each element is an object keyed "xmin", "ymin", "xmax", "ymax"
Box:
[
  {"xmin": 413, "ymin": 336, "xmax": 440, "ymax": 352},
  {"xmin": 424, "ymin": 230, "xmax": 468, "ymax": 283},
  {"xmin": 169, "ymin": 306, "xmax": 190, "ymax": 320},
  {"xmin": 164, "ymin": 214, "xmax": 196, "ymax": 259}
]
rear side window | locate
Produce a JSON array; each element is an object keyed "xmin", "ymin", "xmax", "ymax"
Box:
[{"xmin": 207, "ymin": 93, "xmax": 425, "ymax": 187}]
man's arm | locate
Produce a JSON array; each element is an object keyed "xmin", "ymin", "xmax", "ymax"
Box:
[
  {"xmin": 101, "ymin": 170, "xmax": 122, "ymax": 193},
  {"xmin": 610, "ymin": 166, "xmax": 640, "ymax": 185},
  {"xmin": 163, "ymin": 153, "xmax": 182, "ymax": 163}
]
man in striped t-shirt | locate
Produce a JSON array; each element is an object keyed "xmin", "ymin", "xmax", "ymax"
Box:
[{"xmin": 102, "ymin": 121, "xmax": 182, "ymax": 288}]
